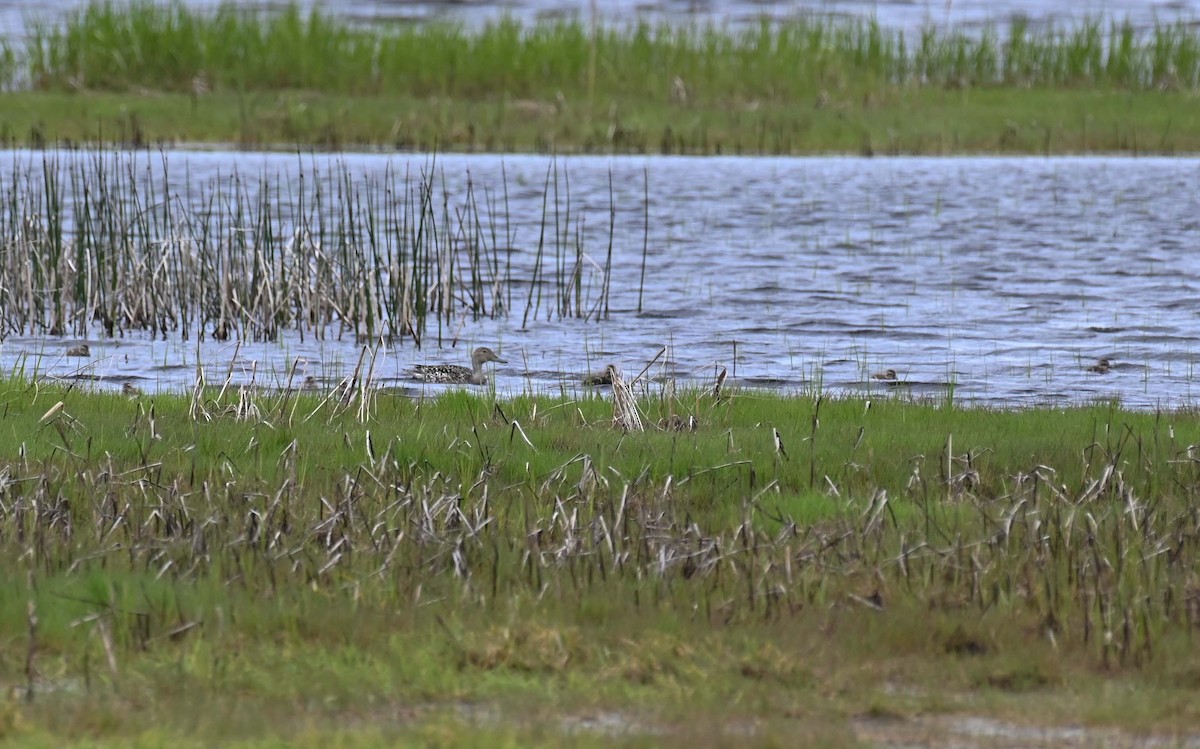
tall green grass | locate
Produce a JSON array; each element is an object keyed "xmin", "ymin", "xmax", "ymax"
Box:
[{"xmin": 14, "ymin": 3, "xmax": 1200, "ymax": 100}]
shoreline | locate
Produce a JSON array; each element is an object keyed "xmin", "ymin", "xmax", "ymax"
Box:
[
  {"xmin": 2, "ymin": 5, "xmax": 1198, "ymax": 155},
  {"xmin": 4, "ymin": 379, "xmax": 1200, "ymax": 744}
]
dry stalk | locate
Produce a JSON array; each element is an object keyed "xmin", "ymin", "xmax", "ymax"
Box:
[
  {"xmin": 712, "ymin": 366, "xmax": 728, "ymax": 400},
  {"xmin": 608, "ymin": 365, "xmax": 643, "ymax": 432}
]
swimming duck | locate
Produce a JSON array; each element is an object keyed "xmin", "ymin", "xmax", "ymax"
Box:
[
  {"xmin": 122, "ymin": 382, "xmax": 142, "ymax": 397},
  {"xmin": 583, "ymin": 366, "xmax": 616, "ymax": 386},
  {"xmin": 1086, "ymin": 358, "xmax": 1111, "ymax": 374},
  {"xmin": 65, "ymin": 344, "xmax": 90, "ymax": 357},
  {"xmin": 411, "ymin": 346, "xmax": 507, "ymax": 385},
  {"xmin": 871, "ymin": 368, "xmax": 897, "ymax": 381}
]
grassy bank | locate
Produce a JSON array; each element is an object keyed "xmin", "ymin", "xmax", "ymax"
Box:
[
  {"xmin": 4, "ymin": 86, "xmax": 1196, "ymax": 154},
  {"xmin": 1, "ymin": 3, "xmax": 1199, "ymax": 153},
  {"xmin": 2, "ymin": 375, "xmax": 1200, "ymax": 746}
]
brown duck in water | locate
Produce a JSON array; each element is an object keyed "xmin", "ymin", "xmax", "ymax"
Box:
[
  {"xmin": 65, "ymin": 344, "xmax": 91, "ymax": 357},
  {"xmin": 1086, "ymin": 358, "xmax": 1112, "ymax": 374},
  {"xmin": 871, "ymin": 368, "xmax": 897, "ymax": 381},
  {"xmin": 583, "ymin": 366, "xmax": 616, "ymax": 386},
  {"xmin": 411, "ymin": 346, "xmax": 507, "ymax": 385}
]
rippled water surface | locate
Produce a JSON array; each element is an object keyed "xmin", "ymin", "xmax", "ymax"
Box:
[{"xmin": 5, "ymin": 150, "xmax": 1200, "ymax": 409}]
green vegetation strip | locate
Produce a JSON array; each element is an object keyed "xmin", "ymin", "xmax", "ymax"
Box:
[
  {"xmin": 0, "ymin": 3, "xmax": 1198, "ymax": 152},
  {"xmin": 2, "ymin": 377, "xmax": 1200, "ymax": 746}
]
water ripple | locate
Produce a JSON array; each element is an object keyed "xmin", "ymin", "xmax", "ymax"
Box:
[{"xmin": 3, "ymin": 152, "xmax": 1200, "ymax": 409}]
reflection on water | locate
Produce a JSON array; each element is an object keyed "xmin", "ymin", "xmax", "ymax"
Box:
[{"xmin": 3, "ymin": 149, "xmax": 1200, "ymax": 409}]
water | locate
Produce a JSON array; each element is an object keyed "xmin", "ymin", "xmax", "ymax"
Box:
[
  {"xmin": 5, "ymin": 150, "xmax": 1200, "ymax": 409},
  {"xmin": 1, "ymin": 0, "xmax": 1197, "ymax": 39}
]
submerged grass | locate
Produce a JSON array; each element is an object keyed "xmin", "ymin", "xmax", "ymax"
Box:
[
  {"xmin": 0, "ymin": 151, "xmax": 635, "ymax": 344},
  {"xmin": 1, "ymin": 3, "xmax": 1199, "ymax": 153},
  {"xmin": 3, "ymin": 375, "xmax": 1200, "ymax": 744}
]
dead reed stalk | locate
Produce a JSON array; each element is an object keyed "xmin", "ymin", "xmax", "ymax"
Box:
[{"xmin": 609, "ymin": 365, "xmax": 643, "ymax": 432}]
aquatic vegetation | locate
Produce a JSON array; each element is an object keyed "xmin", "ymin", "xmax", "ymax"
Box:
[
  {"xmin": 0, "ymin": 151, "xmax": 641, "ymax": 343},
  {"xmin": 17, "ymin": 4, "xmax": 1200, "ymax": 97},
  {"xmin": 2, "ymin": 6, "xmax": 1200, "ymax": 152}
]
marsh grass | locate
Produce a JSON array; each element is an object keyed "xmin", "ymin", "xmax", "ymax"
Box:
[
  {"xmin": 19, "ymin": 5, "xmax": 1200, "ymax": 98},
  {"xmin": 0, "ymin": 151, "xmax": 628, "ymax": 344},
  {"xmin": 0, "ymin": 5, "xmax": 1198, "ymax": 153},
  {"xmin": 5, "ymin": 375, "xmax": 1200, "ymax": 742}
]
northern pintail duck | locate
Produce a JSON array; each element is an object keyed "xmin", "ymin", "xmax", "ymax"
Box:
[
  {"xmin": 65, "ymin": 344, "xmax": 90, "ymax": 357},
  {"xmin": 411, "ymin": 346, "xmax": 507, "ymax": 385},
  {"xmin": 1086, "ymin": 358, "xmax": 1111, "ymax": 374}
]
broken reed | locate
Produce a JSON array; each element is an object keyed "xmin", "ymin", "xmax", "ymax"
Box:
[
  {"xmin": 0, "ymin": 151, "xmax": 630, "ymax": 342},
  {"xmin": 9, "ymin": 3, "xmax": 1200, "ymax": 99},
  {"xmin": 8, "ymin": 379, "xmax": 1200, "ymax": 672}
]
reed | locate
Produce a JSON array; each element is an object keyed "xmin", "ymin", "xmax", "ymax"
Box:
[
  {"xmin": 0, "ymin": 151, "xmax": 627, "ymax": 343},
  {"xmin": 4, "ymin": 6, "xmax": 1200, "ymax": 153},
  {"xmin": 19, "ymin": 4, "xmax": 1200, "ymax": 99}
]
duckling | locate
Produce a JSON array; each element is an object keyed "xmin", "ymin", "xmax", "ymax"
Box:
[
  {"xmin": 411, "ymin": 346, "xmax": 507, "ymax": 385},
  {"xmin": 65, "ymin": 343, "xmax": 90, "ymax": 358},
  {"xmin": 871, "ymin": 368, "xmax": 897, "ymax": 381},
  {"xmin": 122, "ymin": 382, "xmax": 142, "ymax": 397},
  {"xmin": 1086, "ymin": 358, "xmax": 1112, "ymax": 374},
  {"xmin": 659, "ymin": 414, "xmax": 698, "ymax": 432}
]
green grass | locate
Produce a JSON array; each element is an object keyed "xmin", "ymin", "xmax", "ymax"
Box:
[
  {"xmin": 2, "ymin": 3, "xmax": 1200, "ymax": 153},
  {"xmin": 2, "ymin": 377, "xmax": 1200, "ymax": 745},
  {"xmin": 2, "ymin": 86, "xmax": 1196, "ymax": 154},
  {"xmin": 20, "ymin": 5, "xmax": 1200, "ymax": 97}
]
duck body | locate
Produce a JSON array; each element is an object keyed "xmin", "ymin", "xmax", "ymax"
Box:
[
  {"xmin": 66, "ymin": 344, "xmax": 91, "ymax": 357},
  {"xmin": 411, "ymin": 346, "xmax": 507, "ymax": 385},
  {"xmin": 871, "ymin": 368, "xmax": 897, "ymax": 381},
  {"xmin": 583, "ymin": 366, "xmax": 616, "ymax": 386},
  {"xmin": 1086, "ymin": 358, "xmax": 1112, "ymax": 374}
]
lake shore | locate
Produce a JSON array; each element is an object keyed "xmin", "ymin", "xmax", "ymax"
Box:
[
  {"xmin": 3, "ymin": 3, "xmax": 1199, "ymax": 154},
  {"xmin": 4, "ymin": 377, "xmax": 1200, "ymax": 746}
]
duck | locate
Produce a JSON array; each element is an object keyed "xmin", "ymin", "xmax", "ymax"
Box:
[
  {"xmin": 1086, "ymin": 358, "xmax": 1111, "ymax": 374},
  {"xmin": 411, "ymin": 346, "xmax": 507, "ymax": 385},
  {"xmin": 65, "ymin": 344, "xmax": 90, "ymax": 357},
  {"xmin": 122, "ymin": 382, "xmax": 142, "ymax": 397},
  {"xmin": 583, "ymin": 366, "xmax": 616, "ymax": 386},
  {"xmin": 659, "ymin": 413, "xmax": 698, "ymax": 432},
  {"xmin": 871, "ymin": 368, "xmax": 897, "ymax": 381}
]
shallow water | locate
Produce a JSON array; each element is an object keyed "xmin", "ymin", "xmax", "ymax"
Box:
[
  {"xmin": 4, "ymin": 150, "xmax": 1200, "ymax": 409},
  {"xmin": 1, "ymin": 0, "xmax": 1197, "ymax": 38}
]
